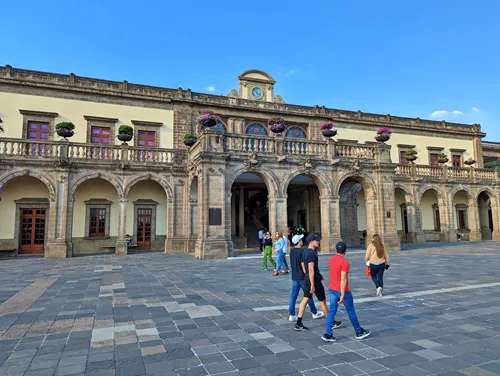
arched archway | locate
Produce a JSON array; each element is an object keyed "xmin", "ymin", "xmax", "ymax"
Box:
[
  {"xmin": 286, "ymin": 174, "xmax": 321, "ymax": 237},
  {"xmin": 419, "ymin": 189, "xmax": 443, "ymax": 242},
  {"xmin": 395, "ymin": 187, "xmax": 409, "ymax": 242},
  {"xmin": 0, "ymin": 175, "xmax": 51, "ymax": 254},
  {"xmin": 452, "ymin": 189, "xmax": 472, "ymax": 240},
  {"xmin": 126, "ymin": 180, "xmax": 168, "ymax": 250},
  {"xmin": 478, "ymin": 191, "xmax": 493, "ymax": 240},
  {"xmin": 339, "ymin": 178, "xmax": 368, "ymax": 247},
  {"xmin": 71, "ymin": 178, "xmax": 120, "ymax": 255}
]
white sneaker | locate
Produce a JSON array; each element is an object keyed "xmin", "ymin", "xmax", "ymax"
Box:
[
  {"xmin": 289, "ymin": 315, "xmax": 298, "ymax": 322},
  {"xmin": 312, "ymin": 312, "xmax": 324, "ymax": 319},
  {"xmin": 376, "ymin": 287, "xmax": 382, "ymax": 296}
]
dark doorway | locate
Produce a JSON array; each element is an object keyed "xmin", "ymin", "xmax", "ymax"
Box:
[{"xmin": 19, "ymin": 208, "xmax": 46, "ymax": 254}]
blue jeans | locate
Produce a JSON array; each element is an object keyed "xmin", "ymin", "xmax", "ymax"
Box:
[
  {"xmin": 325, "ymin": 290, "xmax": 361, "ymax": 335},
  {"xmin": 275, "ymin": 250, "xmax": 286, "ymax": 272},
  {"xmin": 289, "ymin": 280, "xmax": 317, "ymax": 315}
]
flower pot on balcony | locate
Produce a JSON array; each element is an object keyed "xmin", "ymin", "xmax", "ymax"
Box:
[
  {"xmin": 464, "ymin": 159, "xmax": 476, "ymax": 166},
  {"xmin": 56, "ymin": 128, "xmax": 74, "ymax": 139},
  {"xmin": 184, "ymin": 139, "xmax": 196, "ymax": 147},
  {"xmin": 438, "ymin": 157, "xmax": 449, "ymax": 164},
  {"xmin": 203, "ymin": 119, "xmax": 217, "ymax": 128},
  {"xmin": 405, "ymin": 154, "xmax": 417, "ymax": 162},
  {"xmin": 322, "ymin": 129, "xmax": 337, "ymax": 138},
  {"xmin": 375, "ymin": 134, "xmax": 390, "ymax": 142},
  {"xmin": 117, "ymin": 134, "xmax": 133, "ymax": 143}
]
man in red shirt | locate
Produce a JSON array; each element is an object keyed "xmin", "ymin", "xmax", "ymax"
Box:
[{"xmin": 322, "ymin": 242, "xmax": 370, "ymax": 342}]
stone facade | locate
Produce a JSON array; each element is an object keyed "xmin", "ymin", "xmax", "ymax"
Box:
[{"xmin": 1, "ymin": 65, "xmax": 499, "ymax": 259}]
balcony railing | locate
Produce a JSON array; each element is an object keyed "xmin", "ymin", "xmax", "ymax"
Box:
[
  {"xmin": 395, "ymin": 163, "xmax": 498, "ymax": 181},
  {"xmin": 0, "ymin": 138, "xmax": 186, "ymax": 166}
]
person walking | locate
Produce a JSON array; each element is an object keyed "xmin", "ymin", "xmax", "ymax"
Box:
[
  {"xmin": 322, "ymin": 242, "xmax": 370, "ymax": 342},
  {"xmin": 262, "ymin": 232, "xmax": 276, "ymax": 271},
  {"xmin": 288, "ymin": 234, "xmax": 326, "ymax": 321},
  {"xmin": 272, "ymin": 232, "xmax": 288, "ymax": 276},
  {"xmin": 365, "ymin": 234, "xmax": 390, "ymax": 296},
  {"xmin": 294, "ymin": 234, "xmax": 330, "ymax": 331},
  {"xmin": 258, "ymin": 228, "xmax": 265, "ymax": 252},
  {"xmin": 282, "ymin": 232, "xmax": 290, "ymax": 273},
  {"xmin": 296, "ymin": 224, "xmax": 305, "ymax": 236}
]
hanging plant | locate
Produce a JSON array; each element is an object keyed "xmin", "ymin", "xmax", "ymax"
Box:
[
  {"xmin": 464, "ymin": 158, "xmax": 476, "ymax": 166},
  {"xmin": 268, "ymin": 117, "xmax": 286, "ymax": 134},
  {"xmin": 184, "ymin": 133, "xmax": 198, "ymax": 147},
  {"xmin": 375, "ymin": 127, "xmax": 392, "ymax": 142},
  {"xmin": 405, "ymin": 149, "xmax": 418, "ymax": 161},
  {"xmin": 438, "ymin": 153, "xmax": 448, "ymax": 164},
  {"xmin": 320, "ymin": 122, "xmax": 337, "ymax": 138},
  {"xmin": 198, "ymin": 110, "xmax": 221, "ymax": 128},
  {"xmin": 117, "ymin": 125, "xmax": 133, "ymax": 144},
  {"xmin": 55, "ymin": 122, "xmax": 75, "ymax": 140}
]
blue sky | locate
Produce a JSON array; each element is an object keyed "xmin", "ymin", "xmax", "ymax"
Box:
[{"xmin": 2, "ymin": 1, "xmax": 499, "ymax": 140}]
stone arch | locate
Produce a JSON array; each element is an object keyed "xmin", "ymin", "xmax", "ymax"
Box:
[
  {"xmin": 70, "ymin": 172, "xmax": 123, "ymax": 200},
  {"xmin": 239, "ymin": 69, "xmax": 276, "ymax": 83},
  {"xmin": 285, "ymin": 126, "xmax": 307, "ymax": 139},
  {"xmin": 417, "ymin": 185, "xmax": 446, "ymax": 205},
  {"xmin": 394, "ymin": 183, "xmax": 412, "ymax": 203},
  {"xmin": 123, "ymin": 174, "xmax": 173, "ymax": 201},
  {"xmin": 283, "ymin": 170, "xmax": 333, "ymax": 197},
  {"xmin": 245, "ymin": 123, "xmax": 268, "ymax": 136},
  {"xmin": 226, "ymin": 167, "xmax": 280, "ymax": 197},
  {"xmin": 476, "ymin": 187, "xmax": 498, "ymax": 207},
  {"xmin": 450, "ymin": 185, "xmax": 474, "ymax": 204},
  {"xmin": 0, "ymin": 169, "xmax": 56, "ymax": 201},
  {"xmin": 335, "ymin": 171, "xmax": 377, "ymax": 200}
]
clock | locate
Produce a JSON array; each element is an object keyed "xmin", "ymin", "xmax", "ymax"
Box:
[{"xmin": 251, "ymin": 87, "xmax": 263, "ymax": 99}]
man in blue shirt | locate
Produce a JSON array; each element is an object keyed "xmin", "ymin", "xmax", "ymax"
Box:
[{"xmin": 258, "ymin": 228, "xmax": 265, "ymax": 252}]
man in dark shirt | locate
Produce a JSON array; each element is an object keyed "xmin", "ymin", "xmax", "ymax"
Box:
[
  {"xmin": 288, "ymin": 234, "xmax": 324, "ymax": 321},
  {"xmin": 295, "ymin": 234, "xmax": 340, "ymax": 331}
]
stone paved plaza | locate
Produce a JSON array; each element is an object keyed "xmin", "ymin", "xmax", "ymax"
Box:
[{"xmin": 0, "ymin": 243, "xmax": 499, "ymax": 376}]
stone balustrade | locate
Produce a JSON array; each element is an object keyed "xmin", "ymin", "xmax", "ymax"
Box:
[{"xmin": 395, "ymin": 163, "xmax": 499, "ymax": 181}]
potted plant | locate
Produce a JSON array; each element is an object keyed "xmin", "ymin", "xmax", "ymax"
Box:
[
  {"xmin": 375, "ymin": 127, "xmax": 392, "ymax": 142},
  {"xmin": 320, "ymin": 122, "xmax": 337, "ymax": 138},
  {"xmin": 0, "ymin": 117, "xmax": 3, "ymax": 133},
  {"xmin": 464, "ymin": 158, "xmax": 476, "ymax": 166},
  {"xmin": 184, "ymin": 134, "xmax": 197, "ymax": 147},
  {"xmin": 268, "ymin": 117, "xmax": 286, "ymax": 134},
  {"xmin": 438, "ymin": 153, "xmax": 449, "ymax": 164},
  {"xmin": 405, "ymin": 149, "xmax": 418, "ymax": 162},
  {"xmin": 198, "ymin": 110, "xmax": 221, "ymax": 128},
  {"xmin": 117, "ymin": 125, "xmax": 133, "ymax": 144},
  {"xmin": 55, "ymin": 122, "xmax": 75, "ymax": 139}
]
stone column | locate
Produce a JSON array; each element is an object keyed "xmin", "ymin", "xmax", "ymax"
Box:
[
  {"xmin": 372, "ymin": 169, "xmax": 400, "ymax": 251},
  {"xmin": 468, "ymin": 202, "xmax": 481, "ymax": 241},
  {"xmin": 45, "ymin": 171, "xmax": 70, "ymax": 259},
  {"xmin": 230, "ymin": 190, "xmax": 237, "ymax": 236},
  {"xmin": 268, "ymin": 194, "xmax": 288, "ymax": 235},
  {"xmin": 165, "ymin": 176, "xmax": 189, "ymax": 253},
  {"xmin": 319, "ymin": 195, "xmax": 341, "ymax": 254},
  {"xmin": 407, "ymin": 203, "xmax": 425, "ymax": 243},
  {"xmin": 115, "ymin": 198, "xmax": 128, "ymax": 256},
  {"xmin": 439, "ymin": 189, "xmax": 457, "ymax": 242},
  {"xmin": 238, "ymin": 186, "xmax": 245, "ymax": 237},
  {"xmin": 491, "ymin": 198, "xmax": 500, "ymax": 241}
]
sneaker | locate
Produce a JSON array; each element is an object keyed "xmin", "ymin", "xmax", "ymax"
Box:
[
  {"xmin": 294, "ymin": 323, "xmax": 309, "ymax": 331},
  {"xmin": 321, "ymin": 333, "xmax": 336, "ymax": 343},
  {"xmin": 289, "ymin": 315, "xmax": 298, "ymax": 322},
  {"xmin": 262, "ymin": 269, "xmax": 267, "ymax": 271},
  {"xmin": 312, "ymin": 312, "xmax": 324, "ymax": 319},
  {"xmin": 376, "ymin": 287, "xmax": 382, "ymax": 296},
  {"xmin": 332, "ymin": 320, "xmax": 342, "ymax": 329},
  {"xmin": 355, "ymin": 328, "xmax": 371, "ymax": 340}
]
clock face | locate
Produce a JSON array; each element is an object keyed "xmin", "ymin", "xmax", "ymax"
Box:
[{"xmin": 252, "ymin": 87, "xmax": 263, "ymax": 99}]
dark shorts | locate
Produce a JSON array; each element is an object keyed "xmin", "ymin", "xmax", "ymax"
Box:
[{"xmin": 303, "ymin": 277, "xmax": 326, "ymax": 301}]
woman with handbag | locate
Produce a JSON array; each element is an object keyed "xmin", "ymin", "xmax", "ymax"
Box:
[{"xmin": 365, "ymin": 234, "xmax": 390, "ymax": 296}]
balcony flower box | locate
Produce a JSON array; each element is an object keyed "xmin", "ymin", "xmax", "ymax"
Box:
[
  {"xmin": 56, "ymin": 122, "xmax": 75, "ymax": 140},
  {"xmin": 117, "ymin": 125, "xmax": 133, "ymax": 144},
  {"xmin": 184, "ymin": 134, "xmax": 197, "ymax": 147},
  {"xmin": 320, "ymin": 122, "xmax": 337, "ymax": 138},
  {"xmin": 464, "ymin": 158, "xmax": 476, "ymax": 166},
  {"xmin": 405, "ymin": 149, "xmax": 418, "ymax": 162},
  {"xmin": 268, "ymin": 117, "xmax": 286, "ymax": 134},
  {"xmin": 198, "ymin": 110, "xmax": 221, "ymax": 128},
  {"xmin": 438, "ymin": 153, "xmax": 448, "ymax": 164},
  {"xmin": 375, "ymin": 127, "xmax": 392, "ymax": 142}
]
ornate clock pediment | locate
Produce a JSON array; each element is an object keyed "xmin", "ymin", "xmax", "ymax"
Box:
[{"xmin": 226, "ymin": 69, "xmax": 285, "ymax": 103}]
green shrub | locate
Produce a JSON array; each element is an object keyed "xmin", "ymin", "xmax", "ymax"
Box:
[
  {"xmin": 55, "ymin": 122, "xmax": 75, "ymax": 130},
  {"xmin": 118, "ymin": 125, "xmax": 133, "ymax": 136}
]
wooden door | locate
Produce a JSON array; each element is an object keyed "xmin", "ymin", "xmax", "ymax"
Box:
[
  {"xmin": 137, "ymin": 131, "xmax": 156, "ymax": 161},
  {"xmin": 137, "ymin": 208, "xmax": 152, "ymax": 249},
  {"xmin": 26, "ymin": 121, "xmax": 50, "ymax": 156},
  {"xmin": 19, "ymin": 208, "xmax": 46, "ymax": 254},
  {"xmin": 90, "ymin": 127, "xmax": 111, "ymax": 159}
]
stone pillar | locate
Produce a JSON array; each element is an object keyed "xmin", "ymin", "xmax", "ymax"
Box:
[
  {"xmin": 468, "ymin": 203, "xmax": 481, "ymax": 241},
  {"xmin": 372, "ymin": 169, "xmax": 400, "ymax": 251},
  {"xmin": 439, "ymin": 189, "xmax": 457, "ymax": 242},
  {"xmin": 491, "ymin": 200, "xmax": 500, "ymax": 241},
  {"xmin": 231, "ymin": 190, "xmax": 237, "ymax": 236},
  {"xmin": 45, "ymin": 172, "xmax": 70, "ymax": 259},
  {"xmin": 472, "ymin": 134, "xmax": 484, "ymax": 168},
  {"xmin": 268, "ymin": 194, "xmax": 288, "ymax": 235},
  {"xmin": 238, "ymin": 186, "xmax": 245, "ymax": 237},
  {"xmin": 115, "ymin": 198, "xmax": 128, "ymax": 256},
  {"xmin": 319, "ymin": 195, "xmax": 341, "ymax": 254},
  {"xmin": 407, "ymin": 203, "xmax": 425, "ymax": 243},
  {"xmin": 165, "ymin": 176, "xmax": 189, "ymax": 253}
]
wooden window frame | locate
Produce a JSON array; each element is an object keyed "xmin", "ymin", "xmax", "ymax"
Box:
[
  {"xmin": 429, "ymin": 153, "xmax": 439, "ymax": 166},
  {"xmin": 456, "ymin": 204, "xmax": 469, "ymax": 231},
  {"xmin": 13, "ymin": 198, "xmax": 50, "ymax": 256},
  {"xmin": 84, "ymin": 116, "xmax": 117, "ymax": 144},
  {"xmin": 131, "ymin": 121, "xmax": 161, "ymax": 148},
  {"xmin": 85, "ymin": 199, "xmax": 112, "ymax": 239},
  {"xmin": 19, "ymin": 110, "xmax": 58, "ymax": 140},
  {"xmin": 133, "ymin": 199, "xmax": 158, "ymax": 244}
]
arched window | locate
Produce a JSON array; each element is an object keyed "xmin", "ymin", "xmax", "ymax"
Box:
[
  {"xmin": 245, "ymin": 123, "xmax": 268, "ymax": 136},
  {"xmin": 202, "ymin": 119, "xmax": 227, "ymax": 132},
  {"xmin": 285, "ymin": 126, "xmax": 307, "ymax": 139}
]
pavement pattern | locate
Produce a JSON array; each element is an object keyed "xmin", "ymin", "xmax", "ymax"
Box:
[{"xmin": 0, "ymin": 242, "xmax": 499, "ymax": 376}]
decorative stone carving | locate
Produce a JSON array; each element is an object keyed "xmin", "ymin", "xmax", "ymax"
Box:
[
  {"xmin": 22, "ymin": 169, "xmax": 29, "ymax": 175},
  {"xmin": 68, "ymin": 73, "xmax": 76, "ymax": 85},
  {"xmin": 177, "ymin": 87, "xmax": 183, "ymax": 97},
  {"xmin": 122, "ymin": 80, "xmax": 128, "ymax": 91},
  {"xmin": 227, "ymin": 89, "xmax": 239, "ymax": 97},
  {"xmin": 320, "ymin": 106, "xmax": 326, "ymax": 115},
  {"xmin": 244, "ymin": 152, "xmax": 259, "ymax": 169},
  {"xmin": 331, "ymin": 159, "xmax": 340, "ymax": 165},
  {"xmin": 274, "ymin": 95, "xmax": 284, "ymax": 104},
  {"xmin": 276, "ymin": 155, "xmax": 287, "ymax": 163},
  {"xmin": 301, "ymin": 157, "xmax": 313, "ymax": 170},
  {"xmin": 350, "ymin": 160, "xmax": 361, "ymax": 172},
  {"xmin": 241, "ymin": 81, "xmax": 247, "ymax": 87}
]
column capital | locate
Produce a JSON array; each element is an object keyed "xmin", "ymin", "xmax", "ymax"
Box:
[
  {"xmin": 119, "ymin": 198, "xmax": 129, "ymax": 203},
  {"xmin": 319, "ymin": 194, "xmax": 339, "ymax": 201},
  {"xmin": 268, "ymin": 194, "xmax": 287, "ymax": 200}
]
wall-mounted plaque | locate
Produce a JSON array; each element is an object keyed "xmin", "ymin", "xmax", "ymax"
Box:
[{"xmin": 209, "ymin": 208, "xmax": 222, "ymax": 225}]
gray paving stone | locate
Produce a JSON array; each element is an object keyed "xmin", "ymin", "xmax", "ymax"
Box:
[
  {"xmin": 327, "ymin": 363, "xmax": 365, "ymax": 376},
  {"xmin": 205, "ymin": 361, "xmax": 236, "ymax": 374}
]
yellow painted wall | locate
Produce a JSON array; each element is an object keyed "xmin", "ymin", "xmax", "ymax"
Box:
[
  {"xmin": 72, "ymin": 179, "xmax": 119, "ymax": 237},
  {"xmin": 421, "ymin": 191, "xmax": 438, "ymax": 230},
  {"xmin": 356, "ymin": 190, "xmax": 367, "ymax": 231},
  {"xmin": 336, "ymin": 123, "xmax": 474, "ymax": 165},
  {"xmin": 0, "ymin": 92, "xmax": 174, "ymax": 148},
  {"xmin": 395, "ymin": 189, "xmax": 406, "ymax": 230},
  {"xmin": 0, "ymin": 177, "xmax": 49, "ymax": 239},
  {"xmin": 126, "ymin": 180, "xmax": 168, "ymax": 236}
]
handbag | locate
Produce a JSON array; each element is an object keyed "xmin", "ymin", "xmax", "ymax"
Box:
[{"xmin": 364, "ymin": 266, "xmax": 371, "ymax": 277}]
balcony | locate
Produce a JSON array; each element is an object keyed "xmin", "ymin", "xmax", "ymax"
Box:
[
  {"xmin": 395, "ymin": 163, "xmax": 498, "ymax": 182},
  {"xmin": 0, "ymin": 138, "xmax": 187, "ymax": 169}
]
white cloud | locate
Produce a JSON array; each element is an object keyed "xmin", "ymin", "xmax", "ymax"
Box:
[
  {"xmin": 472, "ymin": 107, "xmax": 480, "ymax": 112},
  {"xmin": 428, "ymin": 109, "xmax": 463, "ymax": 119},
  {"xmin": 286, "ymin": 69, "xmax": 296, "ymax": 76},
  {"xmin": 206, "ymin": 86, "xmax": 215, "ymax": 92}
]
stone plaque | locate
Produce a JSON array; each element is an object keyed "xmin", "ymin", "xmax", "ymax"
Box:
[
  {"xmin": 209, "ymin": 208, "xmax": 222, "ymax": 225},
  {"xmin": 386, "ymin": 211, "xmax": 391, "ymax": 218}
]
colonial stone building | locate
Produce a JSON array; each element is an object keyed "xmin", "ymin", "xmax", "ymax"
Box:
[{"xmin": 0, "ymin": 65, "xmax": 499, "ymax": 259}]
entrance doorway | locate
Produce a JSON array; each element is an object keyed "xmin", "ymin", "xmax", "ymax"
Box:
[
  {"xmin": 136, "ymin": 208, "xmax": 152, "ymax": 249},
  {"xmin": 19, "ymin": 208, "xmax": 46, "ymax": 254}
]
